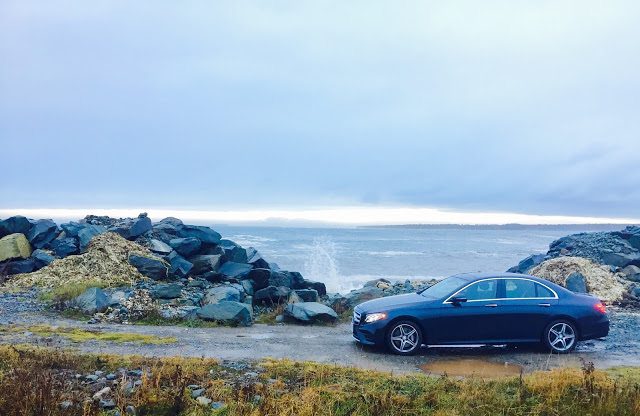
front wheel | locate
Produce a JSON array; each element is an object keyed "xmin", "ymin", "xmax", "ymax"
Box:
[
  {"xmin": 386, "ymin": 320, "xmax": 422, "ymax": 355},
  {"xmin": 543, "ymin": 320, "xmax": 577, "ymax": 353}
]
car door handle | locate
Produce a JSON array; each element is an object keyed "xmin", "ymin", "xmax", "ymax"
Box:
[
  {"xmin": 538, "ymin": 303, "xmax": 551, "ymax": 307},
  {"xmin": 484, "ymin": 304, "xmax": 498, "ymax": 307}
]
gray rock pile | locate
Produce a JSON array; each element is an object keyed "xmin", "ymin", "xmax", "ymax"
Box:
[{"xmin": 508, "ymin": 225, "xmax": 640, "ymax": 305}]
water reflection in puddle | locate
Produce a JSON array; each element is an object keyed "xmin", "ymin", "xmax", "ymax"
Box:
[{"xmin": 420, "ymin": 358, "xmax": 523, "ymax": 378}]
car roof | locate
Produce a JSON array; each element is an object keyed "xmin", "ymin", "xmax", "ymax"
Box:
[{"xmin": 450, "ymin": 272, "xmax": 547, "ymax": 283}]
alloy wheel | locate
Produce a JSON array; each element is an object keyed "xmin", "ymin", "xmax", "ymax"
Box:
[
  {"xmin": 389, "ymin": 323, "xmax": 419, "ymax": 353},
  {"xmin": 547, "ymin": 322, "xmax": 576, "ymax": 352}
]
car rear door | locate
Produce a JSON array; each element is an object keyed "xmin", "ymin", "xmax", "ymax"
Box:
[{"xmin": 493, "ymin": 279, "xmax": 559, "ymax": 342}]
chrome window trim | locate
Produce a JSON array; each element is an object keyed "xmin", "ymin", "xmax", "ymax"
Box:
[{"xmin": 443, "ymin": 277, "xmax": 559, "ymax": 304}]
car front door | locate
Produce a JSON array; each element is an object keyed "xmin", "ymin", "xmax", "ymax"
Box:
[
  {"xmin": 429, "ymin": 279, "xmax": 504, "ymax": 344},
  {"xmin": 493, "ymin": 279, "xmax": 559, "ymax": 342}
]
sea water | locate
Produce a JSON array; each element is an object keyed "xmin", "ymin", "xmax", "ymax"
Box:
[{"xmin": 214, "ymin": 225, "xmax": 617, "ymax": 294}]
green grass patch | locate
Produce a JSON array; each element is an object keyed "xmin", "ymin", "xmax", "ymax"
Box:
[
  {"xmin": 39, "ymin": 279, "xmax": 108, "ymax": 303},
  {"xmin": 6, "ymin": 325, "xmax": 177, "ymax": 345}
]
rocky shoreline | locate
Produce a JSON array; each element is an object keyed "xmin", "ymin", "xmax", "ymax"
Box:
[
  {"xmin": 507, "ymin": 225, "xmax": 640, "ymax": 306},
  {"xmin": 0, "ymin": 213, "xmax": 429, "ymax": 326}
]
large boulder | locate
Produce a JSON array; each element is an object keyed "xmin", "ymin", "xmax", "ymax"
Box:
[
  {"xmin": 60, "ymin": 222, "xmax": 85, "ymax": 237},
  {"xmin": 26, "ymin": 219, "xmax": 58, "ymax": 249},
  {"xmin": 218, "ymin": 262, "xmax": 253, "ymax": 279},
  {"xmin": 246, "ymin": 268, "xmax": 271, "ymax": 290},
  {"xmin": 219, "ymin": 240, "xmax": 248, "ymax": 263},
  {"xmin": 178, "ymin": 225, "xmax": 221, "ymax": 245},
  {"xmin": 148, "ymin": 239, "xmax": 173, "ymax": 255},
  {"xmin": 507, "ymin": 253, "xmax": 546, "ymax": 274},
  {"xmin": 166, "ymin": 251, "xmax": 193, "ymax": 278},
  {"xmin": 293, "ymin": 289, "xmax": 319, "ymax": 302},
  {"xmin": 284, "ymin": 302, "xmax": 338, "ymax": 323},
  {"xmin": 547, "ymin": 231, "xmax": 640, "ymax": 268},
  {"xmin": 0, "ymin": 216, "xmax": 32, "ymax": 237},
  {"xmin": 128, "ymin": 255, "xmax": 168, "ymax": 280},
  {"xmin": 169, "ymin": 237, "xmax": 201, "ymax": 257},
  {"xmin": 110, "ymin": 213, "xmax": 152, "ymax": 240},
  {"xmin": 530, "ymin": 257, "xmax": 627, "ymax": 302},
  {"xmin": 269, "ymin": 271, "xmax": 304, "ymax": 289},
  {"xmin": 31, "ymin": 249, "xmax": 55, "ymax": 269},
  {"xmin": 203, "ymin": 285, "xmax": 242, "ymax": 304},
  {"xmin": 254, "ymin": 285, "xmax": 291, "ymax": 304},
  {"xmin": 0, "ymin": 233, "xmax": 32, "ymax": 262},
  {"xmin": 343, "ymin": 286, "xmax": 384, "ymax": 308},
  {"xmin": 49, "ymin": 237, "xmax": 79, "ymax": 257},
  {"xmin": 622, "ymin": 265, "xmax": 640, "ymax": 282},
  {"xmin": 246, "ymin": 247, "xmax": 270, "ymax": 269},
  {"xmin": 78, "ymin": 225, "xmax": 107, "ymax": 251},
  {"xmin": 190, "ymin": 254, "xmax": 223, "ymax": 275},
  {"xmin": 299, "ymin": 280, "xmax": 327, "ymax": 297},
  {"xmin": 2, "ymin": 258, "xmax": 36, "ymax": 274},
  {"xmin": 73, "ymin": 287, "xmax": 109, "ymax": 314},
  {"xmin": 150, "ymin": 283, "xmax": 183, "ymax": 299},
  {"xmin": 565, "ymin": 272, "xmax": 587, "ymax": 293},
  {"xmin": 196, "ymin": 301, "xmax": 252, "ymax": 326}
]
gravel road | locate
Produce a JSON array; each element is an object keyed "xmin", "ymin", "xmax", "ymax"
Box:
[{"xmin": 1, "ymin": 290, "xmax": 639, "ymax": 375}]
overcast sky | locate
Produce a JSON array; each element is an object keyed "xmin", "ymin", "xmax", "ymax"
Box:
[{"xmin": 1, "ymin": 1, "xmax": 639, "ymax": 224}]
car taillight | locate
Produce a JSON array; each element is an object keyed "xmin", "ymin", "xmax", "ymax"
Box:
[{"xmin": 594, "ymin": 302, "xmax": 607, "ymax": 314}]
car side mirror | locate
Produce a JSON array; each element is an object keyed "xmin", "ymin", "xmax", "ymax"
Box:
[{"xmin": 450, "ymin": 297, "xmax": 467, "ymax": 306}]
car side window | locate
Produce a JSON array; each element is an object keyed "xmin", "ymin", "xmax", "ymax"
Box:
[
  {"xmin": 535, "ymin": 283, "xmax": 555, "ymax": 298},
  {"xmin": 455, "ymin": 279, "xmax": 497, "ymax": 301},
  {"xmin": 503, "ymin": 279, "xmax": 537, "ymax": 298}
]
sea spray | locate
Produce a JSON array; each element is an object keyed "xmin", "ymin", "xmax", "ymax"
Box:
[{"xmin": 302, "ymin": 236, "xmax": 347, "ymax": 293}]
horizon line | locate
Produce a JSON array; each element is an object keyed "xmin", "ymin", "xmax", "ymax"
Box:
[{"xmin": 1, "ymin": 207, "xmax": 638, "ymax": 227}]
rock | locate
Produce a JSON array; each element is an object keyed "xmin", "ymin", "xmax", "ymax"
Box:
[
  {"xmin": 254, "ymin": 285, "xmax": 291, "ymax": 304},
  {"xmin": 159, "ymin": 217, "xmax": 183, "ymax": 227},
  {"xmin": 60, "ymin": 222, "xmax": 85, "ymax": 237},
  {"xmin": 507, "ymin": 253, "xmax": 546, "ymax": 273},
  {"xmin": 218, "ymin": 261, "xmax": 253, "ymax": 279},
  {"xmin": 246, "ymin": 247, "xmax": 270, "ymax": 269},
  {"xmin": 169, "ymin": 237, "xmax": 202, "ymax": 257},
  {"xmin": 178, "ymin": 225, "xmax": 221, "ymax": 244},
  {"xmin": 240, "ymin": 279, "xmax": 254, "ymax": 295},
  {"xmin": 343, "ymin": 286, "xmax": 384, "ymax": 308},
  {"xmin": 288, "ymin": 291, "xmax": 302, "ymax": 304},
  {"xmin": 269, "ymin": 271, "xmax": 305, "ymax": 289},
  {"xmin": 565, "ymin": 272, "xmax": 588, "ymax": 293},
  {"xmin": 531, "ymin": 257, "xmax": 627, "ymax": 302},
  {"xmin": 622, "ymin": 265, "xmax": 640, "ymax": 282},
  {"xmin": 203, "ymin": 285, "xmax": 242, "ymax": 304},
  {"xmin": 166, "ymin": 251, "xmax": 193, "ymax": 278},
  {"xmin": 0, "ymin": 233, "xmax": 32, "ymax": 262},
  {"xmin": 190, "ymin": 254, "xmax": 223, "ymax": 275},
  {"xmin": 247, "ymin": 268, "xmax": 271, "ymax": 290},
  {"xmin": 0, "ymin": 215, "xmax": 32, "ymax": 237},
  {"xmin": 196, "ymin": 301, "xmax": 252, "ymax": 326},
  {"xmin": 159, "ymin": 306, "xmax": 199, "ymax": 320},
  {"xmin": 93, "ymin": 386, "xmax": 111, "ymax": 401},
  {"xmin": 99, "ymin": 399, "xmax": 116, "ymax": 410},
  {"xmin": 78, "ymin": 225, "xmax": 107, "ymax": 251},
  {"xmin": 128, "ymin": 255, "xmax": 168, "ymax": 280},
  {"xmin": 3, "ymin": 258, "xmax": 36, "ymax": 274},
  {"xmin": 150, "ymin": 283, "xmax": 183, "ymax": 299},
  {"xmin": 26, "ymin": 219, "xmax": 58, "ymax": 249},
  {"xmin": 219, "ymin": 240, "xmax": 248, "ymax": 263},
  {"xmin": 49, "ymin": 237, "xmax": 78, "ymax": 257},
  {"xmin": 299, "ymin": 280, "xmax": 327, "ymax": 297},
  {"xmin": 293, "ymin": 289, "xmax": 319, "ymax": 302},
  {"xmin": 110, "ymin": 213, "xmax": 152, "ymax": 240},
  {"xmin": 73, "ymin": 287, "xmax": 109, "ymax": 314},
  {"xmin": 31, "ymin": 249, "xmax": 55, "ymax": 268},
  {"xmin": 148, "ymin": 239, "xmax": 173, "ymax": 255},
  {"xmin": 284, "ymin": 302, "xmax": 338, "ymax": 323},
  {"xmin": 196, "ymin": 397, "xmax": 213, "ymax": 407},
  {"xmin": 125, "ymin": 405, "xmax": 137, "ymax": 415},
  {"xmin": 191, "ymin": 388, "xmax": 205, "ymax": 398},
  {"xmin": 548, "ymin": 231, "xmax": 640, "ymax": 268},
  {"xmin": 211, "ymin": 402, "xmax": 225, "ymax": 410}
]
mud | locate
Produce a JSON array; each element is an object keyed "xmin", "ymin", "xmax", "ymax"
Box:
[{"xmin": 420, "ymin": 358, "xmax": 523, "ymax": 378}]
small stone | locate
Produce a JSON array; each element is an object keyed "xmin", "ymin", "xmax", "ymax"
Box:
[
  {"xmin": 125, "ymin": 405, "xmax": 137, "ymax": 415},
  {"xmin": 190, "ymin": 388, "xmax": 205, "ymax": 398},
  {"xmin": 85, "ymin": 374, "xmax": 99, "ymax": 382},
  {"xmin": 196, "ymin": 396, "xmax": 213, "ymax": 406},
  {"xmin": 60, "ymin": 401, "xmax": 73, "ymax": 410},
  {"xmin": 99, "ymin": 399, "xmax": 116, "ymax": 409},
  {"xmin": 211, "ymin": 401, "xmax": 225, "ymax": 410},
  {"xmin": 93, "ymin": 386, "xmax": 111, "ymax": 401}
]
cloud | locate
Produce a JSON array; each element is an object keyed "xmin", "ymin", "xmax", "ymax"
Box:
[{"xmin": 1, "ymin": 1, "xmax": 639, "ymax": 219}]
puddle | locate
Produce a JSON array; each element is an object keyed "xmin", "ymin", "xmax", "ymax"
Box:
[{"xmin": 420, "ymin": 358, "xmax": 523, "ymax": 378}]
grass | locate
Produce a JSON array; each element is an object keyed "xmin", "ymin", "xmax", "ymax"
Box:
[
  {"xmin": 39, "ymin": 279, "xmax": 108, "ymax": 304},
  {"xmin": 0, "ymin": 345, "xmax": 639, "ymax": 415},
  {"xmin": 134, "ymin": 310, "xmax": 220, "ymax": 328},
  {"xmin": 1, "ymin": 324, "xmax": 177, "ymax": 345}
]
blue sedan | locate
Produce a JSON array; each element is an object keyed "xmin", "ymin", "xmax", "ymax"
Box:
[{"xmin": 352, "ymin": 272, "xmax": 609, "ymax": 355}]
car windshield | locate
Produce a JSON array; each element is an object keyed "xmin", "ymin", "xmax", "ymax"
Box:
[{"xmin": 419, "ymin": 276, "xmax": 468, "ymax": 299}]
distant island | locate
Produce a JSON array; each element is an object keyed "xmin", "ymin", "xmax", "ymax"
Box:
[{"xmin": 361, "ymin": 223, "xmax": 634, "ymax": 231}]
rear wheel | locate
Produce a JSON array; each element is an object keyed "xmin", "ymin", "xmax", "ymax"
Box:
[
  {"xmin": 386, "ymin": 320, "xmax": 422, "ymax": 355},
  {"xmin": 543, "ymin": 320, "xmax": 577, "ymax": 353}
]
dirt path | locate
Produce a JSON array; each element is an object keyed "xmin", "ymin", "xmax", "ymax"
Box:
[{"xmin": 1, "ymin": 291, "xmax": 639, "ymax": 375}]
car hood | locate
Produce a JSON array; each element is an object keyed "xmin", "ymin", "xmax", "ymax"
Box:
[{"xmin": 355, "ymin": 293, "xmax": 431, "ymax": 313}]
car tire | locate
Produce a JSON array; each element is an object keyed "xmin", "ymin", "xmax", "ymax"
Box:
[
  {"xmin": 543, "ymin": 320, "xmax": 577, "ymax": 354},
  {"xmin": 386, "ymin": 320, "xmax": 422, "ymax": 355}
]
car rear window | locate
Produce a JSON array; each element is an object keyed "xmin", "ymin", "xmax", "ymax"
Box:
[{"xmin": 504, "ymin": 279, "xmax": 536, "ymax": 298}]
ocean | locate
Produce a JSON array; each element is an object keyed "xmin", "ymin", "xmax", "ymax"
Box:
[{"xmin": 214, "ymin": 225, "xmax": 620, "ymax": 294}]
